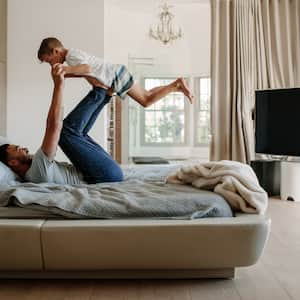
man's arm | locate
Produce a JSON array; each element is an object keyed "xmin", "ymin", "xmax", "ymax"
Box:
[{"xmin": 41, "ymin": 64, "xmax": 65, "ymax": 160}]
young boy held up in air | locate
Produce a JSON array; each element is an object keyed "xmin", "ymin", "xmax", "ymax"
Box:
[{"xmin": 37, "ymin": 37, "xmax": 194, "ymax": 107}]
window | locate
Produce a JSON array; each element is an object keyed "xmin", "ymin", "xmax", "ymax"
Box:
[
  {"xmin": 195, "ymin": 77, "xmax": 211, "ymax": 145},
  {"xmin": 128, "ymin": 75, "xmax": 211, "ymax": 159},
  {"xmin": 142, "ymin": 78, "xmax": 187, "ymax": 145}
]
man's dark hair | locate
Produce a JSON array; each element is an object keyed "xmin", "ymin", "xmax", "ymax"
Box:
[
  {"xmin": 37, "ymin": 37, "xmax": 64, "ymax": 62},
  {"xmin": 0, "ymin": 144, "xmax": 9, "ymax": 165}
]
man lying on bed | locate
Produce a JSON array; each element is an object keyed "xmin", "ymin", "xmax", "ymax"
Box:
[{"xmin": 0, "ymin": 65, "xmax": 123, "ymax": 184}]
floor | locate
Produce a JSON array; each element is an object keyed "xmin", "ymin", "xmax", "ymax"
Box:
[{"xmin": 0, "ymin": 198, "xmax": 299, "ymax": 300}]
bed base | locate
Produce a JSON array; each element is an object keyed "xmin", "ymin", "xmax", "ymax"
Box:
[{"xmin": 0, "ymin": 268, "xmax": 235, "ymax": 279}]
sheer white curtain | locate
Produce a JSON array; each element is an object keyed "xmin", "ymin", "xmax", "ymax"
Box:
[{"xmin": 210, "ymin": 0, "xmax": 300, "ymax": 163}]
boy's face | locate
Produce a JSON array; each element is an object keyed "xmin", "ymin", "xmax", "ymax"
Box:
[{"xmin": 41, "ymin": 48, "xmax": 64, "ymax": 66}]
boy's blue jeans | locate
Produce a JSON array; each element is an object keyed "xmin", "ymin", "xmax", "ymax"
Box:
[{"xmin": 59, "ymin": 87, "xmax": 123, "ymax": 184}]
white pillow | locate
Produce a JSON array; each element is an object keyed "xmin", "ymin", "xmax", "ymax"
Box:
[{"xmin": 0, "ymin": 161, "xmax": 20, "ymax": 184}]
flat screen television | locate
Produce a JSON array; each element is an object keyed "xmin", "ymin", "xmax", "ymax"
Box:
[{"xmin": 255, "ymin": 88, "xmax": 300, "ymax": 157}]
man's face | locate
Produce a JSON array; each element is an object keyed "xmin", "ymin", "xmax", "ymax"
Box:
[
  {"xmin": 41, "ymin": 48, "xmax": 64, "ymax": 66},
  {"xmin": 6, "ymin": 144, "xmax": 30, "ymax": 164}
]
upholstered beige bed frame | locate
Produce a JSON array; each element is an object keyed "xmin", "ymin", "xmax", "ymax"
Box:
[{"xmin": 0, "ymin": 213, "xmax": 271, "ymax": 279}]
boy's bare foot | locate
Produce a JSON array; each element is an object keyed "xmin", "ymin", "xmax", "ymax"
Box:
[{"xmin": 174, "ymin": 78, "xmax": 194, "ymax": 104}]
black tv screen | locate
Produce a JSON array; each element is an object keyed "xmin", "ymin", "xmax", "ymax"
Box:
[{"xmin": 255, "ymin": 88, "xmax": 300, "ymax": 156}]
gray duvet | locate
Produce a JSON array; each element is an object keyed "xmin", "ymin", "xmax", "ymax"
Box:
[{"xmin": 0, "ymin": 165, "xmax": 233, "ymax": 219}]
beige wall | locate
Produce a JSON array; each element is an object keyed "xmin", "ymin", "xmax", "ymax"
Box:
[
  {"xmin": 7, "ymin": 0, "xmax": 105, "ymax": 160},
  {"xmin": 0, "ymin": 0, "xmax": 6, "ymax": 136}
]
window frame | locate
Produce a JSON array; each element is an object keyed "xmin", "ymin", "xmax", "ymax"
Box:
[{"xmin": 194, "ymin": 76, "xmax": 211, "ymax": 147}]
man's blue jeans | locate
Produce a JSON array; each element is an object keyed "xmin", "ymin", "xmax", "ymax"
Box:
[{"xmin": 59, "ymin": 87, "xmax": 123, "ymax": 184}]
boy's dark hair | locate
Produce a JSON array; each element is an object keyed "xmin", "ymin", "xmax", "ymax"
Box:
[
  {"xmin": 37, "ymin": 37, "xmax": 64, "ymax": 61},
  {"xmin": 0, "ymin": 144, "xmax": 9, "ymax": 165}
]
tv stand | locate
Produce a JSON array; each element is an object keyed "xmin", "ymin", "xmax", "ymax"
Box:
[
  {"xmin": 281, "ymin": 161, "xmax": 300, "ymax": 202},
  {"xmin": 250, "ymin": 160, "xmax": 281, "ymax": 196}
]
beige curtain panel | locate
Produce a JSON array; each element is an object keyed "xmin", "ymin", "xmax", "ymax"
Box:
[{"xmin": 210, "ymin": 0, "xmax": 300, "ymax": 163}]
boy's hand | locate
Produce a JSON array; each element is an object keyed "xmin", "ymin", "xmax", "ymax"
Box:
[{"xmin": 52, "ymin": 63, "xmax": 65, "ymax": 86}]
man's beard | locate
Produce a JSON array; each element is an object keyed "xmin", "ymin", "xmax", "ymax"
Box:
[{"xmin": 19, "ymin": 155, "xmax": 32, "ymax": 166}]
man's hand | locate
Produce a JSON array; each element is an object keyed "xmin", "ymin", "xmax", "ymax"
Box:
[{"xmin": 51, "ymin": 63, "xmax": 65, "ymax": 87}]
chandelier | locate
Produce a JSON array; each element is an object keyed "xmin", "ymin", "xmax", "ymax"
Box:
[{"xmin": 149, "ymin": 3, "xmax": 183, "ymax": 45}]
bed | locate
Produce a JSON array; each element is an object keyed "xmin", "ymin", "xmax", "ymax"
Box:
[{"xmin": 0, "ymin": 164, "xmax": 271, "ymax": 278}]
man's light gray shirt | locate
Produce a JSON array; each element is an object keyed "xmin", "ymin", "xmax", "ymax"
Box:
[{"xmin": 25, "ymin": 148, "xmax": 85, "ymax": 184}]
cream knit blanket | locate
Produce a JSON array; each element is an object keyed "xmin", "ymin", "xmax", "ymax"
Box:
[{"xmin": 166, "ymin": 160, "xmax": 268, "ymax": 214}]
